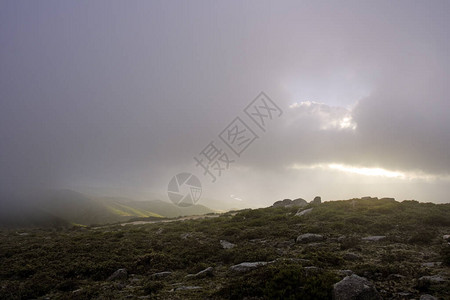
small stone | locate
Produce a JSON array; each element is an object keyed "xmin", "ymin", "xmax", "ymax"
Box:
[
  {"xmin": 220, "ymin": 240, "xmax": 236, "ymax": 249},
  {"xmin": 362, "ymin": 236, "xmax": 386, "ymax": 242},
  {"xmin": 421, "ymin": 262, "xmax": 442, "ymax": 267},
  {"xmin": 296, "ymin": 233, "xmax": 323, "ymax": 243},
  {"xmin": 180, "ymin": 233, "xmax": 192, "ymax": 239},
  {"xmin": 420, "ymin": 294, "xmax": 438, "ymax": 300},
  {"xmin": 397, "ymin": 292, "xmax": 412, "ymax": 297},
  {"xmin": 107, "ymin": 268, "xmax": 128, "ymax": 281},
  {"xmin": 344, "ymin": 252, "xmax": 361, "ymax": 261},
  {"xmin": 186, "ymin": 267, "xmax": 213, "ymax": 278},
  {"xmin": 151, "ymin": 271, "xmax": 172, "ymax": 278},
  {"xmin": 171, "ymin": 286, "xmax": 202, "ymax": 291}
]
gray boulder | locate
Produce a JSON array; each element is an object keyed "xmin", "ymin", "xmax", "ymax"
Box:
[
  {"xmin": 272, "ymin": 199, "xmax": 293, "ymax": 207},
  {"xmin": 107, "ymin": 268, "xmax": 128, "ymax": 281},
  {"xmin": 296, "ymin": 233, "xmax": 324, "ymax": 243},
  {"xmin": 361, "ymin": 197, "xmax": 378, "ymax": 201},
  {"xmin": 333, "ymin": 274, "xmax": 381, "ymax": 300},
  {"xmin": 292, "ymin": 198, "xmax": 308, "ymax": 207},
  {"xmin": 230, "ymin": 261, "xmax": 269, "ymax": 273},
  {"xmin": 312, "ymin": 196, "xmax": 322, "ymax": 204},
  {"xmin": 295, "ymin": 208, "xmax": 313, "ymax": 217},
  {"xmin": 273, "ymin": 198, "xmax": 307, "ymax": 208}
]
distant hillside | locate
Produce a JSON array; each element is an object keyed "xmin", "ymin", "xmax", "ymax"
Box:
[{"xmin": 0, "ymin": 189, "xmax": 214, "ymax": 227}]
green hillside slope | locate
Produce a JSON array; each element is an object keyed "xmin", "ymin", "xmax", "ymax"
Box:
[{"xmin": 0, "ymin": 197, "xmax": 449, "ymax": 299}]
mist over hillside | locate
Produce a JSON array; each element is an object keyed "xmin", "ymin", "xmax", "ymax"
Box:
[{"xmin": 0, "ymin": 189, "xmax": 214, "ymax": 228}]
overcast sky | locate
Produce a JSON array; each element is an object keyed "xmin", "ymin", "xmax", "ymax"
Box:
[{"xmin": 1, "ymin": 1, "xmax": 449, "ymax": 209}]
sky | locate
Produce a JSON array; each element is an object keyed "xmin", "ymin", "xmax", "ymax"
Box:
[{"xmin": 1, "ymin": 0, "xmax": 449, "ymax": 209}]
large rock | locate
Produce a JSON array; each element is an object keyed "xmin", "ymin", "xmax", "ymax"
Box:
[
  {"xmin": 312, "ymin": 196, "xmax": 322, "ymax": 204},
  {"xmin": 333, "ymin": 274, "xmax": 381, "ymax": 300},
  {"xmin": 361, "ymin": 197, "xmax": 378, "ymax": 201},
  {"xmin": 230, "ymin": 261, "xmax": 269, "ymax": 273},
  {"xmin": 272, "ymin": 199, "xmax": 293, "ymax": 207},
  {"xmin": 272, "ymin": 198, "xmax": 307, "ymax": 208},
  {"xmin": 107, "ymin": 268, "xmax": 128, "ymax": 281},
  {"xmin": 292, "ymin": 198, "xmax": 308, "ymax": 207},
  {"xmin": 296, "ymin": 233, "xmax": 324, "ymax": 243}
]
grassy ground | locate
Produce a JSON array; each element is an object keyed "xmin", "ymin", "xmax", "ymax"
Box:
[{"xmin": 0, "ymin": 198, "xmax": 449, "ymax": 299}]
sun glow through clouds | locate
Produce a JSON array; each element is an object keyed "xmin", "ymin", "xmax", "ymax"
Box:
[
  {"xmin": 327, "ymin": 164, "xmax": 405, "ymax": 178},
  {"xmin": 289, "ymin": 163, "xmax": 409, "ymax": 179}
]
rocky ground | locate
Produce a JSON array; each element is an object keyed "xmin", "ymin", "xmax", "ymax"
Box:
[{"xmin": 0, "ymin": 197, "xmax": 449, "ymax": 299}]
